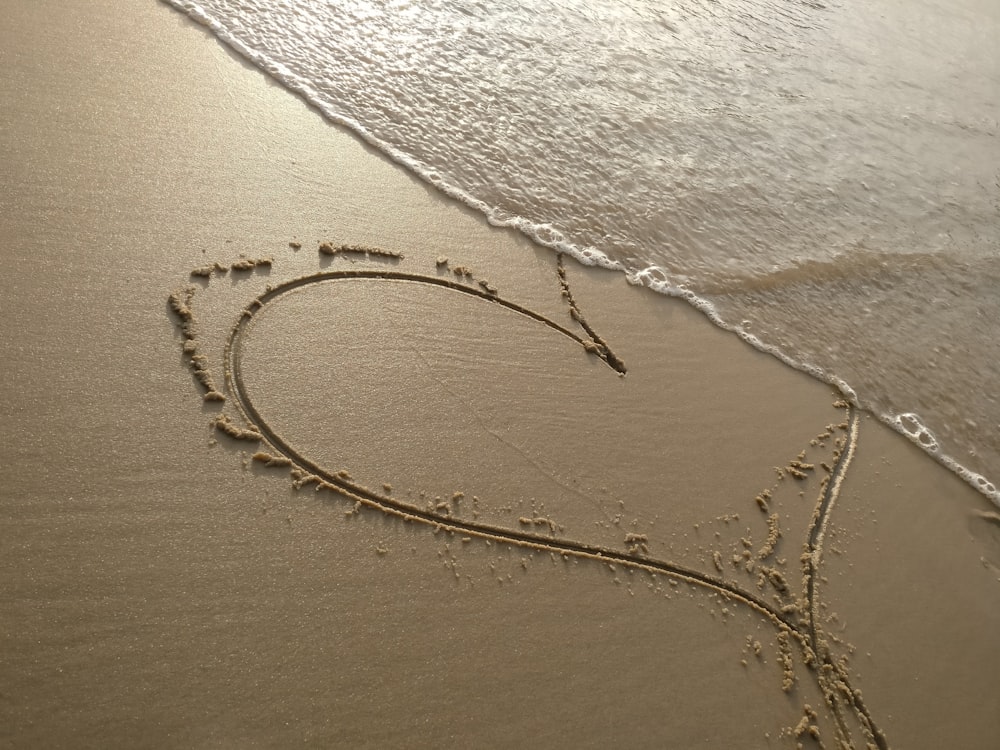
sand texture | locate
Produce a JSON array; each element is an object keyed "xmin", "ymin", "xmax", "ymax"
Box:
[{"xmin": 1, "ymin": 2, "xmax": 998, "ymax": 748}]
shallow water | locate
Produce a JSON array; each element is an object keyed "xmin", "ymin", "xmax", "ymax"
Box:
[{"xmin": 163, "ymin": 0, "xmax": 1000, "ymax": 503}]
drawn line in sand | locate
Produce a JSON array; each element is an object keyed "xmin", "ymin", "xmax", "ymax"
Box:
[
  {"xmin": 556, "ymin": 253, "xmax": 627, "ymax": 374},
  {"xmin": 169, "ymin": 248, "xmax": 887, "ymax": 749}
]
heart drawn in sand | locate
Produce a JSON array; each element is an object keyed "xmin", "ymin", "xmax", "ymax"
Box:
[{"xmin": 169, "ymin": 249, "xmax": 887, "ymax": 749}]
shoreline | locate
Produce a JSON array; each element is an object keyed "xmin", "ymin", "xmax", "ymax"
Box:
[{"xmin": 2, "ymin": 1, "xmax": 998, "ymax": 747}]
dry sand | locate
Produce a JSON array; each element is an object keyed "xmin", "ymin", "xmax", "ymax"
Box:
[{"xmin": 1, "ymin": 1, "xmax": 998, "ymax": 748}]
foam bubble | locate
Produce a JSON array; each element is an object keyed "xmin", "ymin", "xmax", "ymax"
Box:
[
  {"xmin": 531, "ymin": 225, "xmax": 565, "ymax": 246},
  {"xmin": 895, "ymin": 413, "xmax": 940, "ymax": 453},
  {"xmin": 943, "ymin": 460, "xmax": 1000, "ymax": 506}
]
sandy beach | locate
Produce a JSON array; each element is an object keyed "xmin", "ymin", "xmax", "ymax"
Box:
[{"xmin": 1, "ymin": 1, "xmax": 998, "ymax": 748}]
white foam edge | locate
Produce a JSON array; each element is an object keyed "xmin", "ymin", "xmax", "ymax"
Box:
[
  {"xmin": 164, "ymin": 0, "xmax": 1000, "ymax": 509},
  {"xmin": 162, "ymin": 1, "xmax": 628, "ymax": 271},
  {"xmin": 629, "ymin": 266, "xmax": 999, "ymax": 507}
]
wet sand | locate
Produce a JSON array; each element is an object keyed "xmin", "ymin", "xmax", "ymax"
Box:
[{"xmin": 1, "ymin": 1, "xmax": 998, "ymax": 748}]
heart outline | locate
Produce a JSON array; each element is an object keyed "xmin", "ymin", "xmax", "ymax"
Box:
[{"xmin": 172, "ymin": 256, "xmax": 888, "ymax": 749}]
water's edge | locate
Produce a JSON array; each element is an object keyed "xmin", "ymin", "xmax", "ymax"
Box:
[{"xmin": 161, "ymin": 0, "xmax": 999, "ymax": 508}]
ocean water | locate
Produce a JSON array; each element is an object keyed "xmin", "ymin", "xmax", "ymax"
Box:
[{"xmin": 162, "ymin": 0, "xmax": 1000, "ymax": 505}]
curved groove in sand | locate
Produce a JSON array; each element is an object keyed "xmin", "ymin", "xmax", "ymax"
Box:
[
  {"xmin": 807, "ymin": 409, "xmax": 861, "ymax": 649},
  {"xmin": 225, "ymin": 272, "xmax": 796, "ymax": 623},
  {"xmin": 802, "ymin": 408, "xmax": 887, "ymax": 749},
  {"xmin": 242, "ymin": 269, "xmax": 626, "ymax": 374},
  {"xmin": 216, "ymin": 269, "xmax": 886, "ymax": 749}
]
